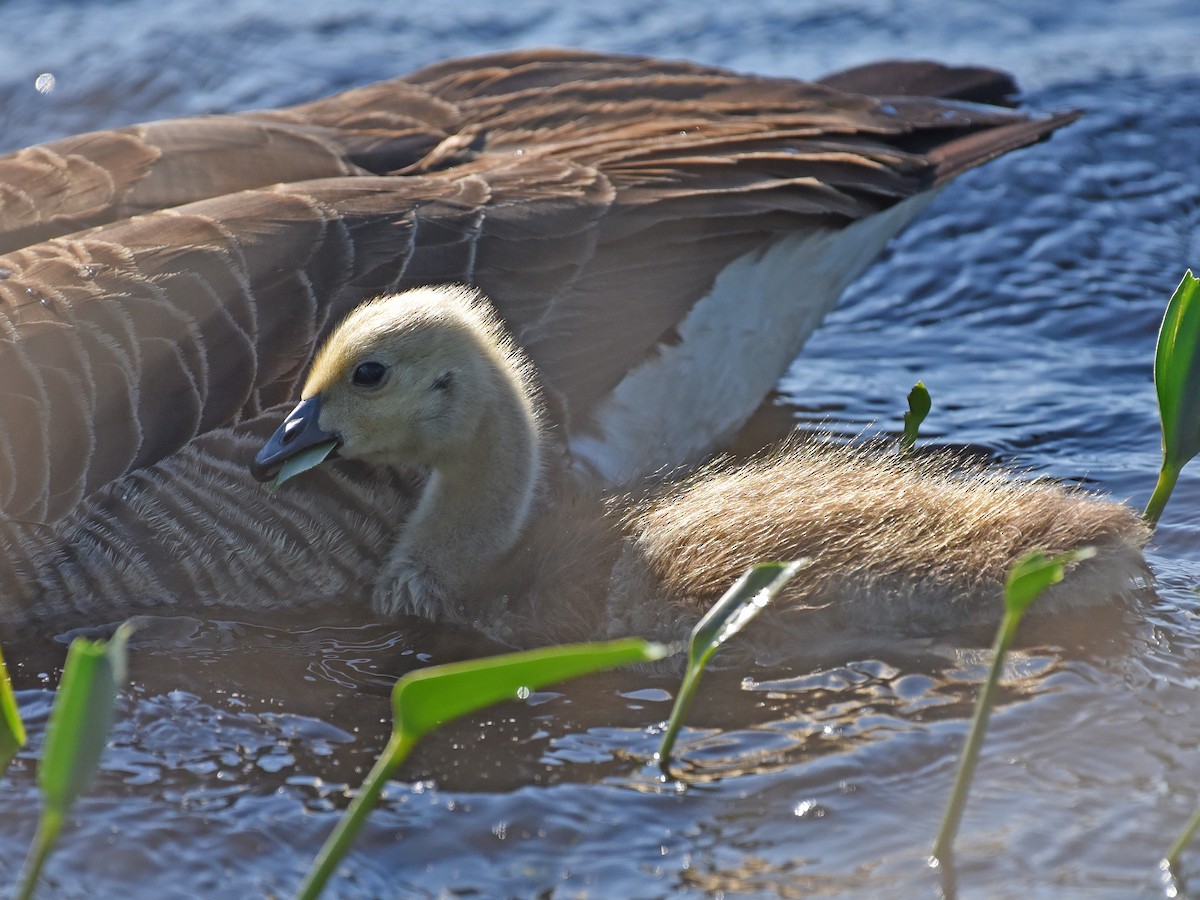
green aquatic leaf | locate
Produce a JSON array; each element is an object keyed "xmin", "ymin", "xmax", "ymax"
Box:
[
  {"xmin": 656, "ymin": 560, "xmax": 808, "ymax": 776},
  {"xmin": 18, "ymin": 623, "xmax": 131, "ymax": 900},
  {"xmin": 391, "ymin": 637, "xmax": 669, "ymax": 739},
  {"xmin": 1004, "ymin": 547, "xmax": 1095, "ymax": 615},
  {"xmin": 901, "ymin": 381, "xmax": 931, "ymax": 453},
  {"xmin": 688, "ymin": 561, "xmax": 808, "ymax": 666},
  {"xmin": 267, "ymin": 440, "xmax": 337, "ymax": 493},
  {"xmin": 1155, "ymin": 271, "xmax": 1200, "ymax": 464},
  {"xmin": 298, "ymin": 638, "xmax": 669, "ymax": 900},
  {"xmin": 39, "ymin": 624, "xmax": 129, "ymax": 818},
  {"xmin": 0, "ymin": 644, "xmax": 26, "ymax": 775},
  {"xmin": 1147, "ymin": 271, "xmax": 1200, "ymax": 525}
]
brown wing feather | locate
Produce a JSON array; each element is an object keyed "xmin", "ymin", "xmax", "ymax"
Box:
[
  {"xmin": 817, "ymin": 59, "xmax": 1020, "ymax": 105},
  {"xmin": 0, "ymin": 160, "xmax": 617, "ymax": 524},
  {"xmin": 0, "ymin": 49, "xmax": 1076, "ymax": 527}
]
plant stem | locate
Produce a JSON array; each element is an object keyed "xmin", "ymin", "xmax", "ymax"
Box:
[
  {"xmin": 1144, "ymin": 461, "xmax": 1181, "ymax": 527},
  {"xmin": 656, "ymin": 651, "xmax": 711, "ymax": 778},
  {"xmin": 296, "ymin": 730, "xmax": 417, "ymax": 900},
  {"xmin": 931, "ymin": 609, "xmax": 1022, "ymax": 863},
  {"xmin": 16, "ymin": 807, "xmax": 63, "ymax": 900},
  {"xmin": 1166, "ymin": 802, "xmax": 1200, "ymax": 871}
]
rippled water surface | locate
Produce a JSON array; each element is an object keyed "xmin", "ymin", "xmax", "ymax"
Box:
[{"xmin": 2, "ymin": 1, "xmax": 1200, "ymax": 897}]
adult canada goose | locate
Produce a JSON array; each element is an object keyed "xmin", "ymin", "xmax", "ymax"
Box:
[
  {"xmin": 250, "ymin": 285, "xmax": 1148, "ymax": 648},
  {"xmin": 0, "ymin": 50, "xmax": 1081, "ymax": 625}
]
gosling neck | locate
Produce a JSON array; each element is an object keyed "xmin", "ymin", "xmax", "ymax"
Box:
[{"xmin": 396, "ymin": 366, "xmax": 545, "ymax": 599}]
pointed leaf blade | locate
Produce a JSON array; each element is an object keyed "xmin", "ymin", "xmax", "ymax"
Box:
[
  {"xmin": 1003, "ymin": 547, "xmax": 1095, "ymax": 615},
  {"xmin": 1155, "ymin": 270, "xmax": 1200, "ymax": 469},
  {"xmin": 19, "ymin": 624, "xmax": 131, "ymax": 900},
  {"xmin": 901, "ymin": 381, "xmax": 931, "ymax": 453},
  {"xmin": 38, "ymin": 624, "xmax": 130, "ymax": 811},
  {"xmin": 393, "ymin": 638, "xmax": 670, "ymax": 740},
  {"xmin": 0, "ymin": 645, "xmax": 25, "ymax": 775},
  {"xmin": 690, "ymin": 560, "xmax": 809, "ymax": 668}
]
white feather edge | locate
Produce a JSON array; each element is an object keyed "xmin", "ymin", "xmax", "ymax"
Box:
[{"xmin": 570, "ymin": 191, "xmax": 941, "ymax": 485}]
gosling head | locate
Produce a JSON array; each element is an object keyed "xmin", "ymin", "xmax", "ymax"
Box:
[{"xmin": 252, "ymin": 284, "xmax": 536, "ymax": 483}]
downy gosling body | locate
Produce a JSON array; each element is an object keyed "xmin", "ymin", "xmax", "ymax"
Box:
[{"xmin": 253, "ymin": 286, "xmax": 1150, "ymax": 648}]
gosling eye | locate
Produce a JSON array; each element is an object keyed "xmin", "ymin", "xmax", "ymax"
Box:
[
  {"xmin": 431, "ymin": 370, "xmax": 454, "ymax": 392},
  {"xmin": 351, "ymin": 361, "xmax": 388, "ymax": 388}
]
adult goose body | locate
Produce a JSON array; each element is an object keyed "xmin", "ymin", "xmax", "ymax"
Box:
[{"xmin": 0, "ymin": 49, "xmax": 1081, "ymax": 625}]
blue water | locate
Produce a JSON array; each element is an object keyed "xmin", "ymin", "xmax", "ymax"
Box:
[{"xmin": 2, "ymin": 1, "xmax": 1200, "ymax": 897}]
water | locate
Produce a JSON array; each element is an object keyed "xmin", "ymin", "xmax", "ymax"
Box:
[{"xmin": 2, "ymin": 1, "xmax": 1200, "ymax": 896}]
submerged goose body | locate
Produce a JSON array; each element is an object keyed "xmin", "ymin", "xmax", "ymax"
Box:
[
  {"xmin": 0, "ymin": 50, "xmax": 1085, "ymax": 625},
  {"xmin": 249, "ymin": 286, "xmax": 1149, "ymax": 648}
]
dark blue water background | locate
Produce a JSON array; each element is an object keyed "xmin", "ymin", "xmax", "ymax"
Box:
[{"xmin": 1, "ymin": 0, "xmax": 1200, "ymax": 896}]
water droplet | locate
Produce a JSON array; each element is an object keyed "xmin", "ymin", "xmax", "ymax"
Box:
[
  {"xmin": 34, "ymin": 73, "xmax": 56, "ymax": 95},
  {"xmin": 77, "ymin": 265, "xmax": 99, "ymax": 279}
]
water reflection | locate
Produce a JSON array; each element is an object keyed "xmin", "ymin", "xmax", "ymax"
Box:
[{"xmin": 0, "ymin": 566, "xmax": 1171, "ymax": 896}]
